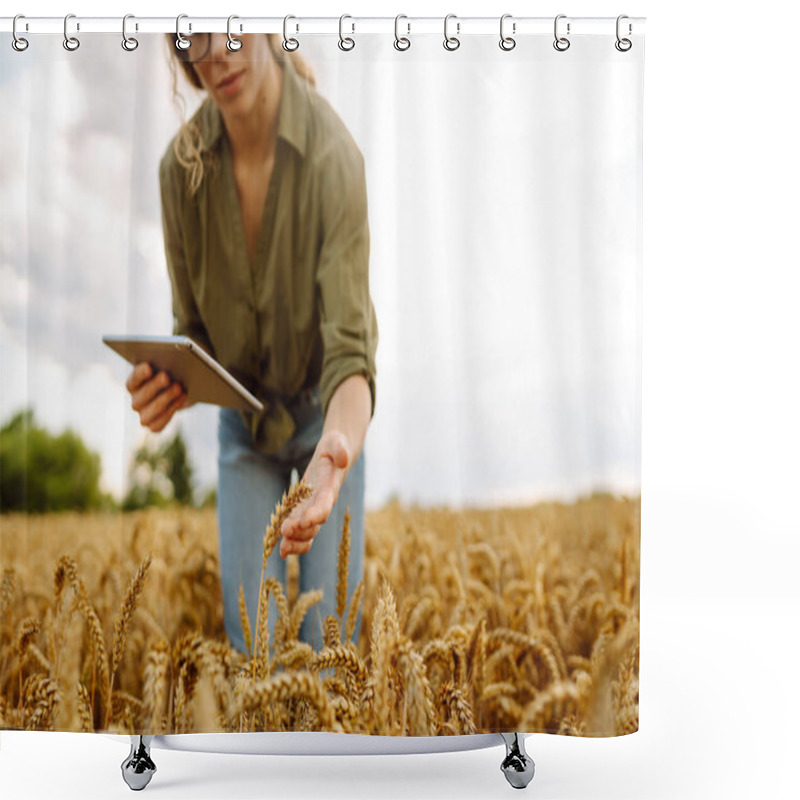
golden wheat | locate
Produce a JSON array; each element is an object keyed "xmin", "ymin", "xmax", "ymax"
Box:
[
  {"xmin": 251, "ymin": 482, "xmax": 313, "ymax": 671},
  {"xmin": 0, "ymin": 492, "xmax": 639, "ymax": 736},
  {"xmin": 345, "ymin": 579, "xmax": 364, "ymax": 644},
  {"xmin": 142, "ymin": 639, "xmax": 170, "ymax": 733},
  {"xmin": 238, "ymin": 583, "xmax": 252, "ymax": 658},
  {"xmin": 337, "ymin": 509, "xmax": 351, "ymax": 622},
  {"xmin": 110, "ymin": 556, "xmax": 152, "ymax": 702}
]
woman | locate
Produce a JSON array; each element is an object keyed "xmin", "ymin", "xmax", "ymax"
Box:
[{"xmin": 125, "ymin": 32, "xmax": 378, "ymax": 656}]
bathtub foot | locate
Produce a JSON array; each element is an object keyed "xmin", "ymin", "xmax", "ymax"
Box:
[
  {"xmin": 121, "ymin": 735, "xmax": 156, "ymax": 791},
  {"xmin": 499, "ymin": 733, "xmax": 535, "ymax": 789}
]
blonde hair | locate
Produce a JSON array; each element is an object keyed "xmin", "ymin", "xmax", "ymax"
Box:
[{"xmin": 164, "ymin": 34, "xmax": 316, "ymax": 197}]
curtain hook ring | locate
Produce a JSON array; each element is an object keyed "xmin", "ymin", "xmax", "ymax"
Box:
[
  {"xmin": 122, "ymin": 14, "xmax": 139, "ymax": 51},
  {"xmin": 175, "ymin": 14, "xmax": 191, "ymax": 51},
  {"xmin": 394, "ymin": 14, "xmax": 411, "ymax": 51},
  {"xmin": 226, "ymin": 15, "xmax": 243, "ymax": 51},
  {"xmin": 443, "ymin": 13, "xmax": 460, "ymax": 51},
  {"xmin": 282, "ymin": 15, "xmax": 299, "ymax": 51},
  {"xmin": 12, "ymin": 15, "xmax": 29, "ymax": 52},
  {"xmin": 63, "ymin": 13, "xmax": 80, "ymax": 51},
  {"xmin": 339, "ymin": 14, "xmax": 355, "ymax": 51},
  {"xmin": 499, "ymin": 13, "xmax": 516, "ymax": 51},
  {"xmin": 553, "ymin": 14, "xmax": 570, "ymax": 52},
  {"xmin": 227, "ymin": 15, "xmax": 243, "ymax": 51},
  {"xmin": 615, "ymin": 14, "xmax": 632, "ymax": 52}
]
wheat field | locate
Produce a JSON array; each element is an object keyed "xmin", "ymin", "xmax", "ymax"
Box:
[{"xmin": 0, "ymin": 490, "xmax": 639, "ymax": 737}]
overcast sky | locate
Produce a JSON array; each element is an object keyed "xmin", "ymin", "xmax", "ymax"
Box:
[{"xmin": 1, "ymin": 33, "xmax": 642, "ymax": 509}]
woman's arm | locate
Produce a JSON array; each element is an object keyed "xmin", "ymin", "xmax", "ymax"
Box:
[
  {"xmin": 322, "ymin": 372, "xmax": 372, "ymax": 466},
  {"xmin": 278, "ymin": 128, "xmax": 377, "ymax": 557},
  {"xmin": 278, "ymin": 373, "xmax": 371, "ymax": 557},
  {"xmin": 126, "ymin": 152, "xmax": 208, "ymax": 433},
  {"xmin": 159, "ymin": 151, "xmax": 215, "ymax": 358}
]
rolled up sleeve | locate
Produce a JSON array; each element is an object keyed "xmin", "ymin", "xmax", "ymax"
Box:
[
  {"xmin": 315, "ymin": 140, "xmax": 378, "ymax": 421},
  {"xmin": 158, "ymin": 153, "xmax": 214, "ymax": 358}
]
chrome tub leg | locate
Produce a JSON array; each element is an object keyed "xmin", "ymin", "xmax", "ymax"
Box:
[
  {"xmin": 121, "ymin": 735, "xmax": 156, "ymax": 791},
  {"xmin": 499, "ymin": 733, "xmax": 535, "ymax": 789}
]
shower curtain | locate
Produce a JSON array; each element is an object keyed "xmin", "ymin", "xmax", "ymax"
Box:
[{"xmin": 0, "ymin": 20, "xmax": 643, "ymax": 739}]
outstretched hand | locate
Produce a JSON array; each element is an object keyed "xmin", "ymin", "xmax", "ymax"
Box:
[{"xmin": 278, "ymin": 430, "xmax": 351, "ymax": 558}]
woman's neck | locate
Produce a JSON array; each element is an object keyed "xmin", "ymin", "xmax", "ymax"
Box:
[{"xmin": 223, "ymin": 61, "xmax": 283, "ymax": 165}]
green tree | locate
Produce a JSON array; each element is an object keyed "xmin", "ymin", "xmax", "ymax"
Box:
[
  {"xmin": 0, "ymin": 409, "xmax": 110, "ymax": 512},
  {"xmin": 163, "ymin": 431, "xmax": 193, "ymax": 505},
  {"xmin": 200, "ymin": 486, "xmax": 217, "ymax": 509},
  {"xmin": 122, "ymin": 429, "xmax": 196, "ymax": 510}
]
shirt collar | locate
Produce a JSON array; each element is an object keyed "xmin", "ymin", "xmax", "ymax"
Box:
[{"xmin": 196, "ymin": 56, "xmax": 308, "ymax": 158}]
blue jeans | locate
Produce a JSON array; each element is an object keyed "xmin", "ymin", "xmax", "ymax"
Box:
[{"xmin": 216, "ymin": 388, "xmax": 365, "ymax": 657}]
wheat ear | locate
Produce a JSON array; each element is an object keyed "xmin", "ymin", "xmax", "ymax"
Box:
[
  {"xmin": 109, "ymin": 555, "xmax": 152, "ymax": 702},
  {"xmin": 337, "ymin": 508, "xmax": 351, "ymax": 622},
  {"xmin": 252, "ymin": 481, "xmax": 312, "ymax": 674},
  {"xmin": 238, "ymin": 582, "xmax": 252, "ymax": 658},
  {"xmin": 345, "ymin": 579, "xmax": 364, "ymax": 644}
]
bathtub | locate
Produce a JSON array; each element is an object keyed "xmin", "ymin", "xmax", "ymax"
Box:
[{"xmin": 111, "ymin": 731, "xmax": 534, "ymax": 791}]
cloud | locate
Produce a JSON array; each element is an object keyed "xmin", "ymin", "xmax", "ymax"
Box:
[{"xmin": 1, "ymin": 34, "xmax": 642, "ymax": 509}]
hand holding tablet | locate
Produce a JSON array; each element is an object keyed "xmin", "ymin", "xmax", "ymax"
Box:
[
  {"xmin": 125, "ymin": 361, "xmax": 189, "ymax": 433},
  {"xmin": 104, "ymin": 335, "xmax": 264, "ymax": 431}
]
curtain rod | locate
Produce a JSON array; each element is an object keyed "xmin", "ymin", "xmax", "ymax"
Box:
[{"xmin": 1, "ymin": 16, "xmax": 646, "ymax": 37}]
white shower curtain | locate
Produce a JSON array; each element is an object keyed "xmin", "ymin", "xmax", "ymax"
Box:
[{"xmin": 1, "ymin": 23, "xmax": 642, "ymax": 740}]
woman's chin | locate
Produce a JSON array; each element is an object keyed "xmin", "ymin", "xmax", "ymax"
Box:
[{"xmin": 212, "ymin": 72, "xmax": 248, "ymax": 110}]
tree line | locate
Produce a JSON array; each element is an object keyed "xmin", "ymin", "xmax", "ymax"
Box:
[{"xmin": 0, "ymin": 409, "xmax": 213, "ymax": 513}]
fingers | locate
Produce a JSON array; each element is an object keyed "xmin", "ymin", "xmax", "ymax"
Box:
[
  {"xmin": 140, "ymin": 381, "xmax": 185, "ymax": 431},
  {"xmin": 125, "ymin": 362, "xmax": 153, "ymax": 394},
  {"xmin": 290, "ymin": 538, "xmax": 314, "ymax": 557},
  {"xmin": 303, "ymin": 492, "xmax": 335, "ymax": 527},
  {"xmin": 130, "ymin": 369, "xmax": 171, "ymax": 414},
  {"xmin": 281, "ymin": 490, "xmax": 334, "ymax": 538},
  {"xmin": 129, "ymin": 368, "xmax": 186, "ymax": 432},
  {"xmin": 146, "ymin": 390, "xmax": 187, "ymax": 433},
  {"xmin": 277, "ymin": 431, "xmax": 349, "ymax": 549},
  {"xmin": 280, "ymin": 524, "xmax": 321, "ymax": 558},
  {"xmin": 282, "ymin": 520, "xmax": 322, "ymax": 544}
]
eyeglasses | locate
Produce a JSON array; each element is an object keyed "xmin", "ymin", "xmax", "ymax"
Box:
[{"xmin": 175, "ymin": 32, "xmax": 212, "ymax": 64}]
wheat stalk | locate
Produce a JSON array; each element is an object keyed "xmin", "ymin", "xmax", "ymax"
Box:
[
  {"xmin": 288, "ymin": 590, "xmax": 324, "ymax": 644},
  {"xmin": 337, "ymin": 508, "xmax": 351, "ymax": 622},
  {"xmin": 53, "ymin": 556, "xmax": 112, "ymax": 727},
  {"xmin": 345, "ymin": 579, "xmax": 364, "ymax": 644},
  {"xmin": 77, "ymin": 682, "xmax": 94, "ymax": 732},
  {"xmin": 437, "ymin": 681, "xmax": 476, "ymax": 735},
  {"xmin": 309, "ymin": 644, "xmax": 369, "ymax": 703},
  {"xmin": 262, "ymin": 577, "xmax": 291, "ymax": 653},
  {"xmin": 251, "ymin": 482, "xmax": 312, "ymax": 675},
  {"xmin": 323, "ymin": 614, "xmax": 340, "ymax": 648},
  {"xmin": 0, "ymin": 569, "xmax": 15, "ymax": 620},
  {"xmin": 238, "ymin": 582, "xmax": 252, "ymax": 658},
  {"xmin": 253, "ymin": 580, "xmax": 271, "ymax": 679},
  {"xmin": 275, "ymin": 642, "xmax": 315, "ymax": 671},
  {"xmin": 235, "ymin": 671, "xmax": 340, "ymax": 731},
  {"xmin": 368, "ymin": 579, "xmax": 400, "ymax": 733},
  {"xmin": 396, "ymin": 639, "xmax": 433, "ymax": 735},
  {"xmin": 3, "ymin": 493, "xmax": 639, "ymax": 736},
  {"xmin": 520, "ymin": 680, "xmax": 585, "ymax": 731},
  {"xmin": 109, "ymin": 555, "xmax": 152, "ymax": 718},
  {"xmin": 142, "ymin": 639, "xmax": 171, "ymax": 733}
]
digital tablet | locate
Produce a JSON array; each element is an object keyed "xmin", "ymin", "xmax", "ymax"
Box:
[{"xmin": 103, "ymin": 335, "xmax": 264, "ymax": 413}]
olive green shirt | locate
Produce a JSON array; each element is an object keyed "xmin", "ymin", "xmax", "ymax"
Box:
[{"xmin": 158, "ymin": 58, "xmax": 378, "ymax": 455}]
